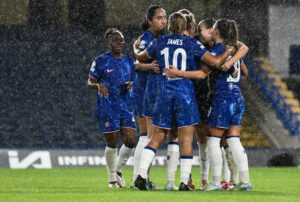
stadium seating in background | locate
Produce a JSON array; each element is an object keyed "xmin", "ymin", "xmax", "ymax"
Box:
[
  {"xmin": 240, "ymin": 115, "xmax": 269, "ymax": 147},
  {"xmin": 248, "ymin": 56, "xmax": 300, "ymax": 139},
  {"xmin": 289, "ymin": 45, "xmax": 300, "ymax": 75}
]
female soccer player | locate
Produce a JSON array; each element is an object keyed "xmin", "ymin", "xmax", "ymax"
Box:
[
  {"xmin": 133, "ymin": 12, "xmax": 236, "ymax": 191},
  {"xmin": 87, "ymin": 28, "xmax": 136, "ymax": 188},
  {"xmin": 196, "ymin": 18, "xmax": 249, "ymax": 189},
  {"xmin": 164, "ymin": 19, "xmax": 251, "ymax": 191},
  {"xmin": 132, "ymin": 5, "xmax": 179, "ymax": 190}
]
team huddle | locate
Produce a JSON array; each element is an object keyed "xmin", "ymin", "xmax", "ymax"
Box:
[{"xmin": 87, "ymin": 5, "xmax": 251, "ymax": 191}]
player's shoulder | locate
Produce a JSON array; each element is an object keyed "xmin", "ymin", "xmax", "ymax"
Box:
[
  {"xmin": 210, "ymin": 43, "xmax": 225, "ymax": 55},
  {"xmin": 213, "ymin": 43, "xmax": 226, "ymax": 51},
  {"xmin": 140, "ymin": 30, "xmax": 153, "ymax": 40},
  {"xmin": 96, "ymin": 52, "xmax": 110, "ymax": 60},
  {"xmin": 188, "ymin": 37, "xmax": 207, "ymax": 50},
  {"xmin": 122, "ymin": 54, "xmax": 134, "ymax": 63},
  {"xmin": 94, "ymin": 52, "xmax": 111, "ymax": 66}
]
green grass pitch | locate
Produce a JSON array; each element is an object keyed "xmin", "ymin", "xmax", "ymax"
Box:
[{"xmin": 0, "ymin": 167, "xmax": 299, "ymax": 202}]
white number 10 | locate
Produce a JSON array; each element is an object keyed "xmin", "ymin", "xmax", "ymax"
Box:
[{"xmin": 160, "ymin": 47, "xmax": 187, "ymax": 71}]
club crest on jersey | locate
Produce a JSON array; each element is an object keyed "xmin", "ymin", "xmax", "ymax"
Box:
[{"xmin": 104, "ymin": 122, "xmax": 110, "ymax": 128}]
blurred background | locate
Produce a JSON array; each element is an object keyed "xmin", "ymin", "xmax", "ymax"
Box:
[{"xmin": 0, "ymin": 0, "xmax": 300, "ymax": 154}]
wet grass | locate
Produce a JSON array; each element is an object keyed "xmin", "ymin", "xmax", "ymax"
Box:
[{"xmin": 0, "ymin": 167, "xmax": 299, "ymax": 202}]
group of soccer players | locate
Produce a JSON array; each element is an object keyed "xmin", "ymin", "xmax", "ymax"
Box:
[{"xmin": 88, "ymin": 5, "xmax": 252, "ymax": 191}]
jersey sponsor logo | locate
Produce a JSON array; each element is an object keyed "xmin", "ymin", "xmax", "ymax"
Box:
[
  {"xmin": 8, "ymin": 151, "xmax": 52, "ymax": 169},
  {"xmin": 107, "ymin": 69, "xmax": 114, "ymax": 73},
  {"xmin": 104, "ymin": 122, "xmax": 110, "ymax": 128}
]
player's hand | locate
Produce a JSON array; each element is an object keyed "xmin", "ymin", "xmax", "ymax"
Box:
[
  {"xmin": 231, "ymin": 67, "xmax": 238, "ymax": 78},
  {"xmin": 151, "ymin": 60, "xmax": 160, "ymax": 73},
  {"xmin": 226, "ymin": 45, "xmax": 236, "ymax": 56},
  {"xmin": 125, "ymin": 81, "xmax": 133, "ymax": 91},
  {"xmin": 163, "ymin": 65, "xmax": 180, "ymax": 77},
  {"xmin": 98, "ymin": 83, "xmax": 109, "ymax": 98},
  {"xmin": 221, "ymin": 62, "xmax": 231, "ymax": 71}
]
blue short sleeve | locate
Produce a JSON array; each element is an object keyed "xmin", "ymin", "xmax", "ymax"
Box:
[
  {"xmin": 146, "ymin": 39, "xmax": 158, "ymax": 59},
  {"xmin": 89, "ymin": 57, "xmax": 103, "ymax": 81}
]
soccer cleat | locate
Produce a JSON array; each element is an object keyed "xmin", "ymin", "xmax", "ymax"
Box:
[
  {"xmin": 149, "ymin": 181, "xmax": 162, "ymax": 190},
  {"xmin": 231, "ymin": 182, "xmax": 252, "ymax": 191},
  {"xmin": 201, "ymin": 180, "xmax": 209, "ymax": 188},
  {"xmin": 116, "ymin": 172, "xmax": 126, "ymax": 188},
  {"xmin": 221, "ymin": 182, "xmax": 231, "ymax": 190},
  {"xmin": 226, "ymin": 183, "xmax": 236, "ymax": 190},
  {"xmin": 164, "ymin": 183, "xmax": 178, "ymax": 191},
  {"xmin": 130, "ymin": 181, "xmax": 139, "ymax": 190},
  {"xmin": 134, "ymin": 175, "xmax": 150, "ymax": 190},
  {"xmin": 108, "ymin": 181, "xmax": 120, "ymax": 188},
  {"xmin": 200, "ymin": 183, "xmax": 222, "ymax": 191},
  {"xmin": 188, "ymin": 174, "xmax": 195, "ymax": 190},
  {"xmin": 179, "ymin": 182, "xmax": 193, "ymax": 191}
]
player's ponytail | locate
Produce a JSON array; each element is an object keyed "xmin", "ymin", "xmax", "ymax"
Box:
[
  {"xmin": 214, "ymin": 18, "xmax": 238, "ymax": 46},
  {"xmin": 168, "ymin": 12, "xmax": 186, "ymax": 34},
  {"xmin": 141, "ymin": 5, "xmax": 162, "ymax": 32},
  {"xmin": 178, "ymin": 9, "xmax": 196, "ymax": 35},
  {"xmin": 227, "ymin": 20, "xmax": 238, "ymax": 47}
]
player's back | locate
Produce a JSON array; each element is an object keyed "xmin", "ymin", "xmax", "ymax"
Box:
[
  {"xmin": 209, "ymin": 43, "xmax": 242, "ymax": 99},
  {"xmin": 147, "ymin": 34, "xmax": 207, "ymax": 99}
]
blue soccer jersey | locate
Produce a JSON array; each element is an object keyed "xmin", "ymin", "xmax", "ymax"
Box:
[
  {"xmin": 145, "ymin": 34, "xmax": 209, "ymax": 128},
  {"xmin": 89, "ymin": 52, "xmax": 136, "ymax": 133},
  {"xmin": 131, "ymin": 30, "xmax": 155, "ymax": 117},
  {"xmin": 208, "ymin": 43, "xmax": 245, "ymax": 128}
]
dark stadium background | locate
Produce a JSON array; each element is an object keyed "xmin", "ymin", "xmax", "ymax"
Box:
[{"xmin": 0, "ymin": 0, "xmax": 299, "ymax": 166}]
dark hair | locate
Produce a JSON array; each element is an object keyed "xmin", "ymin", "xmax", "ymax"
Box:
[
  {"xmin": 199, "ymin": 18, "xmax": 216, "ymax": 29},
  {"xmin": 214, "ymin": 18, "xmax": 238, "ymax": 46},
  {"xmin": 141, "ymin": 5, "xmax": 162, "ymax": 31},
  {"xmin": 104, "ymin": 28, "xmax": 121, "ymax": 40},
  {"xmin": 168, "ymin": 12, "xmax": 186, "ymax": 34},
  {"xmin": 178, "ymin": 9, "xmax": 195, "ymax": 33}
]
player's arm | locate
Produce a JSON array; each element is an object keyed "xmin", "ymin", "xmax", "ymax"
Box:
[
  {"xmin": 221, "ymin": 41, "xmax": 249, "ymax": 71},
  {"xmin": 135, "ymin": 49, "xmax": 152, "ymax": 62},
  {"xmin": 135, "ymin": 60, "xmax": 160, "ymax": 73},
  {"xmin": 133, "ymin": 37, "xmax": 151, "ymax": 62},
  {"xmin": 201, "ymin": 45, "xmax": 235, "ymax": 68},
  {"xmin": 241, "ymin": 60, "xmax": 248, "ymax": 76},
  {"xmin": 164, "ymin": 65, "xmax": 211, "ymax": 79},
  {"xmin": 135, "ymin": 38, "xmax": 157, "ymax": 62}
]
